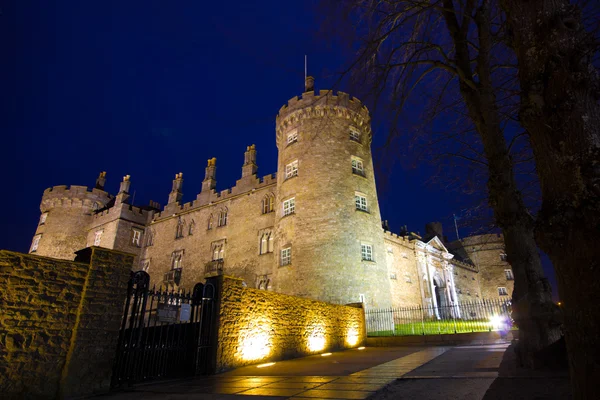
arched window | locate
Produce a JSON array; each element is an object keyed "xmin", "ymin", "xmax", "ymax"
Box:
[
  {"xmin": 262, "ymin": 194, "xmax": 274, "ymax": 214},
  {"xmin": 261, "ymin": 234, "xmax": 268, "ymax": 254},
  {"xmin": 146, "ymin": 229, "xmax": 155, "ymax": 246},
  {"xmin": 218, "ymin": 208, "xmax": 228, "ymax": 227},
  {"xmin": 207, "ymin": 214, "xmax": 213, "ymax": 230},
  {"xmin": 175, "ymin": 217, "xmax": 185, "ymax": 239},
  {"xmin": 188, "ymin": 219, "xmax": 195, "ymax": 235},
  {"xmin": 259, "ymin": 230, "xmax": 274, "ymax": 255}
]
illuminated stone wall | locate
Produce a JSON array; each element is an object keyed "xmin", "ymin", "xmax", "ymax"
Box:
[
  {"xmin": 0, "ymin": 247, "xmax": 134, "ymax": 399},
  {"xmin": 214, "ymin": 275, "xmax": 366, "ymax": 371}
]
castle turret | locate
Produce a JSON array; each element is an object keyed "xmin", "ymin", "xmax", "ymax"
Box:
[
  {"xmin": 115, "ymin": 175, "xmax": 131, "ymax": 204},
  {"xmin": 31, "ymin": 174, "xmax": 113, "ymax": 260},
  {"xmin": 168, "ymin": 173, "xmax": 184, "ymax": 204},
  {"xmin": 273, "ymin": 81, "xmax": 392, "ymax": 308}
]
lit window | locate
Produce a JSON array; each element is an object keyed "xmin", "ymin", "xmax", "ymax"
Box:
[
  {"xmin": 94, "ymin": 230, "xmax": 103, "ymax": 246},
  {"xmin": 39, "ymin": 213, "xmax": 48, "ymax": 225},
  {"xmin": 500, "ymin": 253, "xmax": 507, "ymax": 262},
  {"xmin": 361, "ymin": 244, "xmax": 373, "ymax": 261},
  {"xmin": 283, "ymin": 198, "xmax": 295, "ymax": 216},
  {"xmin": 505, "ymin": 269, "xmax": 514, "ymax": 280},
  {"xmin": 175, "ymin": 217, "xmax": 185, "ymax": 239},
  {"xmin": 280, "ymin": 247, "xmax": 291, "ymax": 266},
  {"xmin": 390, "ymin": 273, "xmax": 397, "ymax": 280},
  {"xmin": 355, "ymin": 193, "xmax": 368, "ymax": 212},
  {"xmin": 171, "ymin": 250, "xmax": 184, "ymax": 269},
  {"xmin": 262, "ymin": 194, "xmax": 274, "ymax": 214},
  {"xmin": 359, "ymin": 294, "xmax": 366, "ymax": 303},
  {"xmin": 212, "ymin": 242, "xmax": 224, "ymax": 261},
  {"xmin": 259, "ymin": 230, "xmax": 274, "ymax": 255},
  {"xmin": 218, "ymin": 209, "xmax": 228, "ymax": 227},
  {"xmin": 498, "ymin": 287, "xmax": 508, "ymax": 296},
  {"xmin": 285, "ymin": 160, "xmax": 298, "ymax": 179},
  {"xmin": 287, "ymin": 129, "xmax": 298, "ymax": 144},
  {"xmin": 350, "ymin": 127, "xmax": 361, "ymax": 142},
  {"xmin": 351, "ymin": 157, "xmax": 364, "ymax": 176},
  {"xmin": 131, "ymin": 229, "xmax": 142, "ymax": 247},
  {"xmin": 30, "ymin": 235, "xmax": 41, "ymax": 252}
]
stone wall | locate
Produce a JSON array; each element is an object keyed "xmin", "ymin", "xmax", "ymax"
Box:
[
  {"xmin": 214, "ymin": 275, "xmax": 366, "ymax": 372},
  {"xmin": 0, "ymin": 247, "xmax": 134, "ymax": 399}
]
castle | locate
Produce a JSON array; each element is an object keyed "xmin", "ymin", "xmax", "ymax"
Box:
[{"xmin": 29, "ymin": 78, "xmax": 513, "ymax": 310}]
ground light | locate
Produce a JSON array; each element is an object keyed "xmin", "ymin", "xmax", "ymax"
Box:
[
  {"xmin": 256, "ymin": 362, "xmax": 275, "ymax": 368},
  {"xmin": 321, "ymin": 353, "xmax": 332, "ymax": 357},
  {"xmin": 357, "ymin": 346, "xmax": 366, "ymax": 350}
]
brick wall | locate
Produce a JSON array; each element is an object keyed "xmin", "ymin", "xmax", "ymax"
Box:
[
  {"xmin": 0, "ymin": 247, "xmax": 134, "ymax": 399},
  {"xmin": 213, "ymin": 275, "xmax": 366, "ymax": 372}
]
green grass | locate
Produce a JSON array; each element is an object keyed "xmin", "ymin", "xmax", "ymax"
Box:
[{"xmin": 368, "ymin": 319, "xmax": 516, "ymax": 336}]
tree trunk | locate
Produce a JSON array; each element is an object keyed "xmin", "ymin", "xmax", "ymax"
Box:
[
  {"xmin": 442, "ymin": 0, "xmax": 562, "ymax": 368},
  {"xmin": 500, "ymin": 0, "xmax": 600, "ymax": 397}
]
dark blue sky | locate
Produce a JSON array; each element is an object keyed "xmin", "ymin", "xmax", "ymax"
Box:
[{"xmin": 0, "ymin": 1, "xmax": 557, "ymax": 295}]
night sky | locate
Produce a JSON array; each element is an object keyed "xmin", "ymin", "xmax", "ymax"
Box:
[{"xmin": 1, "ymin": 1, "xmax": 557, "ymax": 296}]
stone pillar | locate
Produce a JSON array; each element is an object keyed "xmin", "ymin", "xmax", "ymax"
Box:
[{"xmin": 58, "ymin": 246, "xmax": 134, "ymax": 398}]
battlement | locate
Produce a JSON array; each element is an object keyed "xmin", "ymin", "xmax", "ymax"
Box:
[
  {"xmin": 383, "ymin": 230, "xmax": 415, "ymax": 248},
  {"xmin": 91, "ymin": 201, "xmax": 151, "ymax": 226},
  {"xmin": 41, "ymin": 185, "xmax": 113, "ymax": 211},
  {"xmin": 276, "ymin": 90, "xmax": 371, "ymax": 133}
]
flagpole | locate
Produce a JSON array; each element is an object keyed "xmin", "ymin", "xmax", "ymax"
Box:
[{"xmin": 453, "ymin": 214, "xmax": 460, "ymax": 241}]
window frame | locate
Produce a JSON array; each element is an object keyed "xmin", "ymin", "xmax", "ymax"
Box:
[
  {"xmin": 285, "ymin": 160, "xmax": 299, "ymax": 179},
  {"xmin": 361, "ymin": 243, "xmax": 374, "ymax": 261},
  {"xmin": 355, "ymin": 193, "xmax": 368, "ymax": 212},
  {"xmin": 30, "ymin": 235, "xmax": 41, "ymax": 252},
  {"xmin": 349, "ymin": 127, "xmax": 361, "ymax": 142},
  {"xmin": 94, "ymin": 230, "xmax": 103, "ymax": 246},
  {"xmin": 498, "ymin": 287, "xmax": 509, "ymax": 296},
  {"xmin": 171, "ymin": 250, "xmax": 184, "ymax": 270},
  {"xmin": 280, "ymin": 247, "xmax": 292, "ymax": 266},
  {"xmin": 287, "ymin": 129, "xmax": 298, "ymax": 145},
  {"xmin": 504, "ymin": 269, "xmax": 514, "ymax": 280},
  {"xmin": 39, "ymin": 213, "xmax": 48, "ymax": 225},
  {"xmin": 217, "ymin": 209, "xmax": 228, "ymax": 227},
  {"xmin": 351, "ymin": 156, "xmax": 365, "ymax": 176},
  {"xmin": 131, "ymin": 228, "xmax": 143, "ymax": 247},
  {"xmin": 283, "ymin": 197, "xmax": 295, "ymax": 216},
  {"xmin": 262, "ymin": 194, "xmax": 274, "ymax": 214}
]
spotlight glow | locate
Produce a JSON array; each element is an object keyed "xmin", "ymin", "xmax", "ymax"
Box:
[
  {"xmin": 358, "ymin": 346, "xmax": 366, "ymax": 350},
  {"xmin": 346, "ymin": 328, "xmax": 359, "ymax": 346},
  {"xmin": 488, "ymin": 315, "xmax": 504, "ymax": 330},
  {"xmin": 238, "ymin": 321, "xmax": 272, "ymax": 361},
  {"xmin": 257, "ymin": 362, "xmax": 275, "ymax": 368},
  {"xmin": 321, "ymin": 352, "xmax": 332, "ymax": 357}
]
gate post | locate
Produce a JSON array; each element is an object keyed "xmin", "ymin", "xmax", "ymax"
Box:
[{"xmin": 195, "ymin": 275, "xmax": 222, "ymax": 375}]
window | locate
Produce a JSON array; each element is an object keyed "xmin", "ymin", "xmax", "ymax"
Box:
[
  {"xmin": 350, "ymin": 127, "xmax": 361, "ymax": 142},
  {"xmin": 500, "ymin": 252, "xmax": 508, "ymax": 262},
  {"xmin": 262, "ymin": 194, "xmax": 274, "ymax": 214},
  {"xmin": 505, "ymin": 269, "xmax": 514, "ymax": 280},
  {"xmin": 30, "ymin": 235, "xmax": 41, "ymax": 252},
  {"xmin": 211, "ymin": 241, "xmax": 225, "ymax": 261},
  {"xmin": 390, "ymin": 273, "xmax": 397, "ymax": 280},
  {"xmin": 285, "ymin": 160, "xmax": 298, "ymax": 179},
  {"xmin": 359, "ymin": 294, "xmax": 366, "ymax": 303},
  {"xmin": 175, "ymin": 217, "xmax": 185, "ymax": 239},
  {"xmin": 280, "ymin": 247, "xmax": 291, "ymax": 266},
  {"xmin": 259, "ymin": 230, "xmax": 274, "ymax": 255},
  {"xmin": 351, "ymin": 157, "xmax": 364, "ymax": 176},
  {"xmin": 145, "ymin": 229, "xmax": 154, "ymax": 246},
  {"xmin": 361, "ymin": 244, "xmax": 373, "ymax": 261},
  {"xmin": 405, "ymin": 275, "xmax": 412, "ymax": 283},
  {"xmin": 188, "ymin": 220, "xmax": 195, "ymax": 235},
  {"xmin": 131, "ymin": 229, "xmax": 142, "ymax": 247},
  {"xmin": 287, "ymin": 129, "xmax": 298, "ymax": 144},
  {"xmin": 218, "ymin": 208, "xmax": 228, "ymax": 227},
  {"xmin": 171, "ymin": 250, "xmax": 184, "ymax": 269},
  {"xmin": 39, "ymin": 213, "xmax": 48, "ymax": 225},
  {"xmin": 207, "ymin": 214, "xmax": 213, "ymax": 230},
  {"xmin": 94, "ymin": 230, "xmax": 103, "ymax": 246},
  {"xmin": 498, "ymin": 287, "xmax": 509, "ymax": 296},
  {"xmin": 283, "ymin": 197, "xmax": 295, "ymax": 216},
  {"xmin": 355, "ymin": 193, "xmax": 368, "ymax": 212}
]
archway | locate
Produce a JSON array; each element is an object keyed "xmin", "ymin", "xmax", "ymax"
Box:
[{"xmin": 433, "ymin": 277, "xmax": 448, "ymax": 319}]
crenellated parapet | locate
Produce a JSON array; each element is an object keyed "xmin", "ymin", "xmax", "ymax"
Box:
[
  {"xmin": 41, "ymin": 185, "xmax": 113, "ymax": 212},
  {"xmin": 276, "ymin": 90, "xmax": 372, "ymax": 144},
  {"xmin": 383, "ymin": 230, "xmax": 416, "ymax": 249},
  {"xmin": 91, "ymin": 202, "xmax": 152, "ymax": 226}
]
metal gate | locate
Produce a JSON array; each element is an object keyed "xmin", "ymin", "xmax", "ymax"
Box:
[{"xmin": 111, "ymin": 271, "xmax": 216, "ymax": 388}]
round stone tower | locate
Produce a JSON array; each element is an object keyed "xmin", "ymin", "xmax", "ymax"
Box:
[
  {"xmin": 31, "ymin": 173, "xmax": 113, "ymax": 260},
  {"xmin": 273, "ymin": 79, "xmax": 392, "ymax": 308}
]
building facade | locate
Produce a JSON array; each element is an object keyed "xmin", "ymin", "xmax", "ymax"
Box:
[{"xmin": 29, "ymin": 79, "xmax": 513, "ymax": 309}]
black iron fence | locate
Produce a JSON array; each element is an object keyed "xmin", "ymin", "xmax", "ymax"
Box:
[
  {"xmin": 111, "ymin": 271, "xmax": 216, "ymax": 388},
  {"xmin": 366, "ymin": 298, "xmax": 513, "ymax": 336}
]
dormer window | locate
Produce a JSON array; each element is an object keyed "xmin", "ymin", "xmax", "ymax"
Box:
[{"xmin": 287, "ymin": 129, "xmax": 298, "ymax": 145}]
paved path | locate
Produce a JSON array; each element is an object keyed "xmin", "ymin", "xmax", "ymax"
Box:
[{"xmin": 98, "ymin": 343, "xmax": 570, "ymax": 400}]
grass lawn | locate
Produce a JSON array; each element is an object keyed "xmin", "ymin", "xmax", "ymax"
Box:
[{"xmin": 368, "ymin": 319, "xmax": 516, "ymax": 336}]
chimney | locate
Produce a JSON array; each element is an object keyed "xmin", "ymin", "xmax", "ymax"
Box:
[
  {"xmin": 305, "ymin": 76, "xmax": 315, "ymax": 92},
  {"xmin": 168, "ymin": 172, "xmax": 184, "ymax": 204},
  {"xmin": 202, "ymin": 158, "xmax": 217, "ymax": 193},
  {"xmin": 241, "ymin": 144, "xmax": 258, "ymax": 178},
  {"xmin": 95, "ymin": 171, "xmax": 107, "ymax": 190},
  {"xmin": 115, "ymin": 175, "xmax": 131, "ymax": 204}
]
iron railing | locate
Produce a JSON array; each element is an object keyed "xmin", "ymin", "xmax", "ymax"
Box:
[
  {"xmin": 366, "ymin": 298, "xmax": 512, "ymax": 336},
  {"xmin": 204, "ymin": 260, "xmax": 224, "ymax": 276}
]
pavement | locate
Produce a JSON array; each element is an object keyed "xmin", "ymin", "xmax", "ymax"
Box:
[{"xmin": 97, "ymin": 343, "xmax": 571, "ymax": 400}]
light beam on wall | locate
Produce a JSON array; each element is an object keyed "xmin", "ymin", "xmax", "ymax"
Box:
[
  {"xmin": 238, "ymin": 321, "xmax": 272, "ymax": 361},
  {"xmin": 346, "ymin": 328, "xmax": 359, "ymax": 346},
  {"xmin": 306, "ymin": 322, "xmax": 326, "ymax": 352}
]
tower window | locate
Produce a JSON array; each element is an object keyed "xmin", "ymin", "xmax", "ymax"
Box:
[
  {"xmin": 39, "ymin": 213, "xmax": 48, "ymax": 225},
  {"xmin": 262, "ymin": 194, "xmax": 275, "ymax": 214},
  {"xmin": 355, "ymin": 193, "xmax": 368, "ymax": 212},
  {"xmin": 283, "ymin": 197, "xmax": 295, "ymax": 216},
  {"xmin": 504, "ymin": 269, "xmax": 514, "ymax": 280},
  {"xmin": 361, "ymin": 244, "xmax": 373, "ymax": 261},
  {"xmin": 349, "ymin": 127, "xmax": 361, "ymax": 142},
  {"xmin": 94, "ymin": 230, "xmax": 103, "ymax": 246},
  {"xmin": 351, "ymin": 157, "xmax": 365, "ymax": 176},
  {"xmin": 498, "ymin": 287, "xmax": 509, "ymax": 296},
  {"xmin": 287, "ymin": 129, "xmax": 298, "ymax": 145},
  {"xmin": 171, "ymin": 250, "xmax": 184, "ymax": 269},
  {"xmin": 30, "ymin": 235, "xmax": 41, "ymax": 253},
  {"xmin": 280, "ymin": 247, "xmax": 292, "ymax": 266},
  {"xmin": 500, "ymin": 252, "xmax": 508, "ymax": 262},
  {"xmin": 131, "ymin": 228, "xmax": 143, "ymax": 247},
  {"xmin": 285, "ymin": 160, "xmax": 298, "ymax": 179},
  {"xmin": 218, "ymin": 208, "xmax": 228, "ymax": 227}
]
